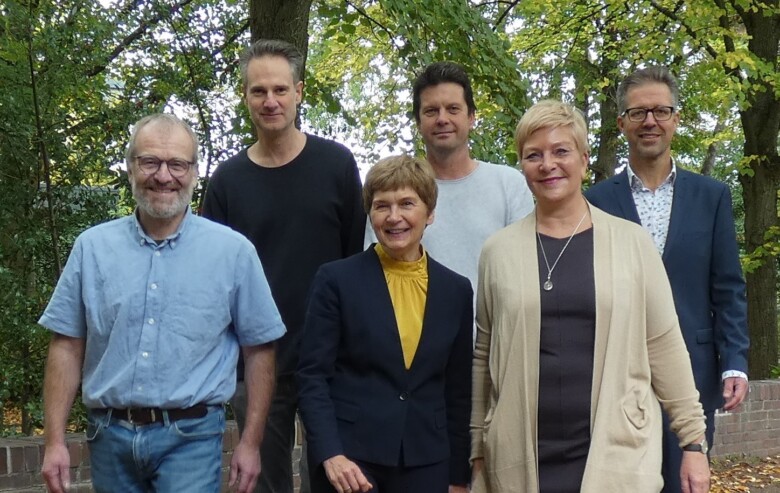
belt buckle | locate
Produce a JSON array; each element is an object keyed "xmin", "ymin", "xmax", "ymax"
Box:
[{"xmin": 126, "ymin": 408, "xmax": 156, "ymax": 424}]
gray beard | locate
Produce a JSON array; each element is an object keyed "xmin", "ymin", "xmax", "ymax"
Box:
[{"xmin": 132, "ymin": 183, "xmax": 193, "ymax": 219}]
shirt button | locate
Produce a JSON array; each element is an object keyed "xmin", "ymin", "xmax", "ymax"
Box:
[
  {"xmin": 170, "ymin": 241, "xmax": 176, "ymax": 247},
  {"xmin": 142, "ymin": 352, "xmax": 149, "ymax": 358},
  {"xmin": 150, "ymin": 283, "xmax": 157, "ymax": 290},
  {"xmin": 155, "ymin": 251, "xmax": 161, "ymax": 257},
  {"xmin": 399, "ymin": 392, "xmax": 408, "ymax": 401},
  {"xmin": 148, "ymin": 318, "xmax": 155, "ymax": 325},
  {"xmin": 137, "ymin": 386, "xmax": 143, "ymax": 391}
]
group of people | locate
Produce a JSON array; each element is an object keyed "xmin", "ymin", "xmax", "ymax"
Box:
[{"xmin": 38, "ymin": 38, "xmax": 749, "ymax": 493}]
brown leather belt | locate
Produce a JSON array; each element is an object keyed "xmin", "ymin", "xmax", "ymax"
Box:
[{"xmin": 102, "ymin": 403, "xmax": 209, "ymax": 425}]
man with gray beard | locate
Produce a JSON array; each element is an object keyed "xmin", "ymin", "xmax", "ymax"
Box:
[{"xmin": 39, "ymin": 114, "xmax": 285, "ymax": 493}]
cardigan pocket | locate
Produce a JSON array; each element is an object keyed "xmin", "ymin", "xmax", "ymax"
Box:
[{"xmin": 620, "ymin": 387, "xmax": 653, "ymax": 447}]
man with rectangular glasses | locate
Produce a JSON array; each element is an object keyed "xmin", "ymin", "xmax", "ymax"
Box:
[
  {"xmin": 39, "ymin": 113, "xmax": 285, "ymax": 493},
  {"xmin": 586, "ymin": 66, "xmax": 749, "ymax": 492}
]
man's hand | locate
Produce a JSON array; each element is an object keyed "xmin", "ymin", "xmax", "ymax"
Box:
[
  {"xmin": 449, "ymin": 485, "xmax": 469, "ymax": 493},
  {"xmin": 680, "ymin": 450, "xmax": 710, "ymax": 493},
  {"xmin": 323, "ymin": 455, "xmax": 373, "ymax": 493},
  {"xmin": 41, "ymin": 443, "xmax": 71, "ymax": 493},
  {"xmin": 229, "ymin": 440, "xmax": 261, "ymax": 493},
  {"xmin": 722, "ymin": 376, "xmax": 748, "ymax": 411}
]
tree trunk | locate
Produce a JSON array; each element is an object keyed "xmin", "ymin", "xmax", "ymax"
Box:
[
  {"xmin": 249, "ymin": 0, "xmax": 312, "ymax": 72},
  {"xmin": 700, "ymin": 121, "xmax": 724, "ymax": 177},
  {"xmin": 591, "ymin": 30, "xmax": 621, "ymax": 183},
  {"xmin": 735, "ymin": 1, "xmax": 780, "ymax": 379},
  {"xmin": 591, "ymin": 85, "xmax": 619, "ymax": 182}
]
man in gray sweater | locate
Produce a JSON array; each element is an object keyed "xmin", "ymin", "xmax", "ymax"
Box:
[{"xmin": 412, "ymin": 62, "xmax": 534, "ymax": 301}]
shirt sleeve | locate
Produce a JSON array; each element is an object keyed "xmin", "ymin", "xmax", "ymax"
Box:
[{"xmin": 38, "ymin": 237, "xmax": 87, "ymax": 338}]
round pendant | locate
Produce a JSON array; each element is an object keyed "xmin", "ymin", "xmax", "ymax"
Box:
[{"xmin": 543, "ymin": 280, "xmax": 553, "ymax": 291}]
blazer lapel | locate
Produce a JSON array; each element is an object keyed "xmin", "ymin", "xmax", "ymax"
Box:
[
  {"xmin": 364, "ymin": 249, "xmax": 410, "ymax": 374},
  {"xmin": 663, "ymin": 169, "xmax": 690, "ymax": 261},
  {"xmin": 409, "ymin": 257, "xmax": 442, "ymax": 374},
  {"xmin": 611, "ymin": 171, "xmax": 641, "ymax": 224}
]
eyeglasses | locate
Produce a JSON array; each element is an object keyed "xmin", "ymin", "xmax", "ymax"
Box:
[
  {"xmin": 622, "ymin": 106, "xmax": 675, "ymax": 122},
  {"xmin": 134, "ymin": 156, "xmax": 195, "ymax": 177}
]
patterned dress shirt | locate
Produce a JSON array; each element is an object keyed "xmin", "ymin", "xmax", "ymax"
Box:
[{"xmin": 626, "ymin": 163, "xmax": 676, "ymax": 255}]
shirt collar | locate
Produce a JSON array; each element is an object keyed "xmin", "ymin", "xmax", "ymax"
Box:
[
  {"xmin": 626, "ymin": 161, "xmax": 677, "ymax": 191},
  {"xmin": 132, "ymin": 207, "xmax": 192, "ymax": 249}
]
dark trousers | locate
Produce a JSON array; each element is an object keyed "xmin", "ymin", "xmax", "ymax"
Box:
[
  {"xmin": 309, "ymin": 457, "xmax": 449, "ymax": 493},
  {"xmin": 232, "ymin": 375, "xmax": 310, "ymax": 493},
  {"xmin": 660, "ymin": 409, "xmax": 715, "ymax": 493}
]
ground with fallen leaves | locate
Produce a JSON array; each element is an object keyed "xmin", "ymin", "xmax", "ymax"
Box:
[{"xmin": 712, "ymin": 455, "xmax": 780, "ymax": 492}]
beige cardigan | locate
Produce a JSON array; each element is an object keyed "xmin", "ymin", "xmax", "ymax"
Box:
[{"xmin": 470, "ymin": 204, "xmax": 706, "ymax": 493}]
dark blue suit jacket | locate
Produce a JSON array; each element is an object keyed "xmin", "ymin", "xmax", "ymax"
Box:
[
  {"xmin": 296, "ymin": 247, "xmax": 473, "ymax": 485},
  {"xmin": 586, "ymin": 168, "xmax": 749, "ymax": 412}
]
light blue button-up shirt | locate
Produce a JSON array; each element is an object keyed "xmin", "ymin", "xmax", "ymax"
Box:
[{"xmin": 39, "ymin": 210, "xmax": 285, "ymax": 409}]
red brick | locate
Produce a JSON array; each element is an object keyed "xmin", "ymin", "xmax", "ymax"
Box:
[
  {"xmin": 0, "ymin": 446, "xmax": 8, "ymax": 476},
  {"xmin": 0, "ymin": 472, "xmax": 33, "ymax": 489},
  {"xmin": 23, "ymin": 445, "xmax": 39, "ymax": 473},
  {"xmin": 67, "ymin": 441, "xmax": 83, "ymax": 466},
  {"xmin": 79, "ymin": 464, "xmax": 91, "ymax": 482},
  {"xmin": 9, "ymin": 446, "xmax": 24, "ymax": 473}
]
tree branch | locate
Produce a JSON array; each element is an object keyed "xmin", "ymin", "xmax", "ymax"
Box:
[
  {"xmin": 27, "ymin": 5, "xmax": 62, "ymax": 280},
  {"xmin": 647, "ymin": 0, "xmax": 722, "ymax": 61},
  {"xmin": 494, "ymin": 0, "xmax": 521, "ymax": 30},
  {"xmin": 345, "ymin": 0, "xmax": 400, "ymax": 48},
  {"xmin": 85, "ymin": 0, "xmax": 196, "ymax": 78}
]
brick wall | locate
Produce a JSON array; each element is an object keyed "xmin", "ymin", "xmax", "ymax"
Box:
[
  {"xmin": 710, "ymin": 380, "xmax": 780, "ymax": 458},
  {"xmin": 2, "ymin": 380, "xmax": 778, "ymax": 492}
]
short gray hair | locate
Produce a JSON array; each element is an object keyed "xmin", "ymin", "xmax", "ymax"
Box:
[
  {"xmin": 125, "ymin": 114, "xmax": 198, "ymax": 172},
  {"xmin": 617, "ymin": 66, "xmax": 679, "ymax": 114},
  {"xmin": 239, "ymin": 39, "xmax": 304, "ymax": 87}
]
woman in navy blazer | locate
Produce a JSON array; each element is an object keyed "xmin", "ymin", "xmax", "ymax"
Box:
[{"xmin": 297, "ymin": 155, "xmax": 473, "ymax": 493}]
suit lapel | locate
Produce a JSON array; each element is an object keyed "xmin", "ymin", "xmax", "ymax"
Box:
[
  {"xmin": 663, "ymin": 169, "xmax": 690, "ymax": 261},
  {"xmin": 409, "ymin": 257, "xmax": 441, "ymax": 374},
  {"xmin": 612, "ymin": 171, "xmax": 641, "ymax": 224},
  {"xmin": 364, "ymin": 249, "xmax": 410, "ymax": 373}
]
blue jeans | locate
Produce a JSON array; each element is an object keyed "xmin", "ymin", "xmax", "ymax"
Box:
[{"xmin": 86, "ymin": 406, "xmax": 225, "ymax": 493}]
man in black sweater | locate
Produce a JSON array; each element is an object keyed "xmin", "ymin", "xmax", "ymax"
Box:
[{"xmin": 202, "ymin": 39, "xmax": 365, "ymax": 493}]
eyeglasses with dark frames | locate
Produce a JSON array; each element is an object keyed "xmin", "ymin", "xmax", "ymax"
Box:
[
  {"xmin": 134, "ymin": 156, "xmax": 195, "ymax": 177},
  {"xmin": 622, "ymin": 106, "xmax": 675, "ymax": 122}
]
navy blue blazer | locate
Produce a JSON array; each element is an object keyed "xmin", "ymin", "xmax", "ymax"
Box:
[
  {"xmin": 585, "ymin": 168, "xmax": 749, "ymax": 412},
  {"xmin": 296, "ymin": 247, "xmax": 473, "ymax": 485}
]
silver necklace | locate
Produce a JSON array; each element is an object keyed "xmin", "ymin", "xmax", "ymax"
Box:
[{"xmin": 536, "ymin": 210, "xmax": 588, "ymax": 291}]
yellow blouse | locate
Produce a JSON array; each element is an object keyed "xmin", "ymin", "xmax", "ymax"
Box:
[{"xmin": 375, "ymin": 243, "xmax": 429, "ymax": 369}]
